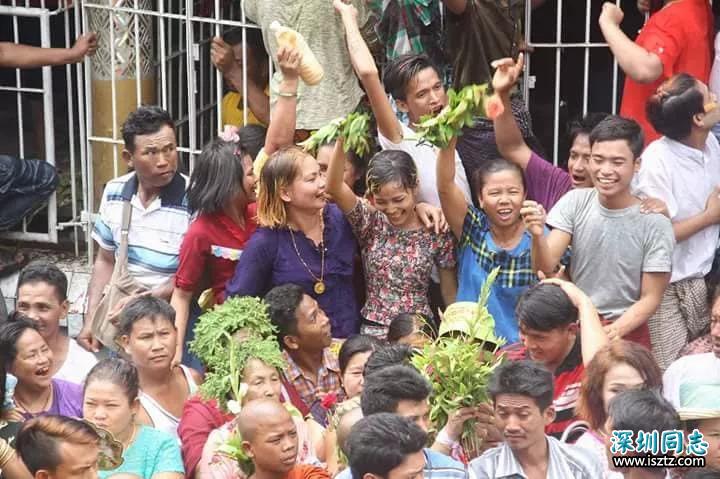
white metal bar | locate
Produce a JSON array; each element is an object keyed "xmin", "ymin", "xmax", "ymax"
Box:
[
  {"xmin": 10, "ymin": 0, "xmax": 25, "ymax": 160},
  {"xmin": 522, "ymin": 0, "xmax": 531, "ymax": 105},
  {"xmin": 185, "ymin": 0, "xmax": 197, "ymax": 173},
  {"xmin": 214, "ymin": 0, "xmax": 221, "ymax": 132},
  {"xmin": 158, "ymin": 0, "xmax": 168, "ymax": 109},
  {"xmin": 74, "ymin": 1, "xmax": 89, "ymax": 259},
  {"xmin": 133, "ymin": 0, "xmax": 142, "ymax": 106},
  {"xmin": 109, "ymin": 0, "xmax": 119, "ymax": 178},
  {"xmin": 62, "ymin": 0, "xmax": 79, "ymax": 254},
  {"xmin": 611, "ymin": 0, "xmax": 620, "ymax": 114},
  {"xmin": 582, "ymin": 0, "xmax": 591, "ymax": 116},
  {"xmin": 82, "ymin": 2, "xmax": 259, "ymax": 27},
  {"xmin": 552, "ymin": 0, "xmax": 562, "ymax": 166},
  {"xmin": 0, "ymin": 86, "xmax": 45, "ymax": 93},
  {"xmin": 40, "ymin": 10, "xmax": 58, "ymax": 243},
  {"xmin": 82, "ymin": 0, "xmax": 95, "ymax": 264}
]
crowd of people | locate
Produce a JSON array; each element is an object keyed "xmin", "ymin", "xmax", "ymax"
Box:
[{"xmin": 2, "ymin": 0, "xmax": 720, "ymax": 478}]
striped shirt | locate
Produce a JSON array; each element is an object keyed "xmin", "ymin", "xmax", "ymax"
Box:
[
  {"xmin": 91, "ymin": 172, "xmax": 190, "ymax": 288},
  {"xmin": 470, "ymin": 436, "xmax": 602, "ymax": 478}
]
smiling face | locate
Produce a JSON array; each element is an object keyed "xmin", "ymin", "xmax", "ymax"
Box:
[
  {"xmin": 316, "ymin": 144, "xmax": 359, "ymax": 191},
  {"xmin": 10, "ymin": 328, "xmax": 54, "ymax": 390},
  {"xmin": 120, "ymin": 316, "xmax": 177, "ymax": 371},
  {"xmin": 83, "ymin": 379, "xmax": 138, "ymax": 439},
  {"xmin": 478, "ymin": 169, "xmax": 526, "ymax": 228},
  {"xmin": 567, "ymin": 133, "xmax": 593, "ymax": 188},
  {"xmin": 588, "ymin": 139, "xmax": 638, "ymax": 204},
  {"xmin": 711, "ymin": 298, "xmax": 720, "ymax": 359},
  {"xmin": 371, "ymin": 181, "xmax": 418, "ymax": 229},
  {"xmin": 16, "ymin": 281, "xmax": 69, "ymax": 341},
  {"xmin": 124, "ymin": 125, "xmax": 178, "ymax": 192},
  {"xmin": 281, "ymin": 155, "xmax": 327, "ymax": 213},
  {"xmin": 520, "ymin": 324, "xmax": 576, "ymax": 370},
  {"xmin": 494, "ymin": 393, "xmax": 554, "ymax": 452},
  {"xmin": 601, "ymin": 363, "xmax": 645, "ymax": 415},
  {"xmin": 397, "ymin": 67, "xmax": 448, "ymax": 125}
]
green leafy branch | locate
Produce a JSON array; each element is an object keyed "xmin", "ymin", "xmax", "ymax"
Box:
[
  {"xmin": 414, "ymin": 84, "xmax": 489, "ymax": 148},
  {"xmin": 300, "ymin": 112, "xmax": 371, "ymax": 157}
]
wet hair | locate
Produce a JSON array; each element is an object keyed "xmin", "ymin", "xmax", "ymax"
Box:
[
  {"xmin": 361, "ymin": 364, "xmax": 431, "ymax": 416},
  {"xmin": 0, "ymin": 318, "xmax": 40, "ymax": 365},
  {"xmin": 121, "ymin": 106, "xmax": 175, "ymax": 153},
  {"xmin": 223, "ymin": 27, "xmax": 266, "ymax": 60},
  {"xmin": 116, "ymin": 296, "xmax": 176, "ymax": 338},
  {"xmin": 84, "ymin": 357, "xmax": 140, "ymax": 403},
  {"xmin": 577, "ymin": 340, "xmax": 663, "ymax": 430},
  {"xmin": 264, "ymin": 284, "xmax": 305, "ymax": 350},
  {"xmin": 472, "ymin": 158, "xmax": 526, "ymax": 197},
  {"xmin": 237, "ymin": 124, "xmax": 267, "ymax": 160},
  {"xmin": 364, "ymin": 344, "xmax": 415, "ymax": 377},
  {"xmin": 17, "ymin": 262, "xmax": 68, "ymax": 302},
  {"xmin": 647, "ymin": 73, "xmax": 705, "ymax": 141},
  {"xmin": 346, "ymin": 413, "xmax": 427, "ymax": 479},
  {"xmin": 365, "ymin": 150, "xmax": 418, "ymax": 197},
  {"xmin": 488, "ymin": 360, "xmax": 554, "ymax": 411},
  {"xmin": 607, "ymin": 389, "xmax": 680, "ymax": 440},
  {"xmin": 516, "ymin": 284, "xmax": 578, "ymax": 332},
  {"xmin": 589, "ymin": 115, "xmax": 644, "ymax": 160},
  {"xmin": 188, "ymin": 137, "xmax": 250, "ymax": 215},
  {"xmin": 567, "ymin": 112, "xmax": 611, "ymax": 147},
  {"xmin": 16, "ymin": 416, "xmax": 100, "ymax": 475},
  {"xmin": 387, "ymin": 313, "xmax": 418, "ymax": 343},
  {"xmin": 256, "ymin": 146, "xmax": 311, "ymax": 228},
  {"xmin": 339, "ymin": 335, "xmax": 382, "ymax": 376},
  {"xmin": 323, "ymin": 142, "xmax": 368, "ymax": 195},
  {"xmin": 383, "ymin": 54, "xmax": 442, "ymax": 101}
]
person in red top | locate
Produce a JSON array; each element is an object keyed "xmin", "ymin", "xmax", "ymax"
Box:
[
  {"xmin": 501, "ymin": 278, "xmax": 608, "ymax": 438},
  {"xmin": 599, "ymin": 0, "xmax": 713, "ymax": 145},
  {"xmin": 170, "ymin": 126, "xmax": 263, "ymax": 367}
]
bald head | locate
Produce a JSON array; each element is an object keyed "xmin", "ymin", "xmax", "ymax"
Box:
[
  {"xmin": 337, "ymin": 407, "xmax": 363, "ymax": 454},
  {"xmin": 237, "ymin": 399, "xmax": 292, "ymax": 443}
]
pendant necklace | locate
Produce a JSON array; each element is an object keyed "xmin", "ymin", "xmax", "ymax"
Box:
[{"xmin": 289, "ymin": 215, "xmax": 326, "ymax": 294}]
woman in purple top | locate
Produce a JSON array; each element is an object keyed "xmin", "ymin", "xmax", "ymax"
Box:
[
  {"xmin": 0, "ymin": 318, "xmax": 83, "ymax": 420},
  {"xmin": 226, "ymin": 146, "xmax": 361, "ymax": 337}
]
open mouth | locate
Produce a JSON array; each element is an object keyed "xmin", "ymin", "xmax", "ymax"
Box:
[
  {"xmin": 497, "ymin": 208, "xmax": 514, "ymax": 221},
  {"xmin": 571, "ymin": 174, "xmax": 586, "ymax": 185},
  {"xmin": 596, "ymin": 178, "xmax": 617, "ymax": 187},
  {"xmin": 35, "ymin": 366, "xmax": 50, "ymax": 377}
]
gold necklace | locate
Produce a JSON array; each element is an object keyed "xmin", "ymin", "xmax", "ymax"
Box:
[
  {"xmin": 288, "ymin": 215, "xmax": 326, "ymax": 294},
  {"xmin": 120, "ymin": 423, "xmax": 138, "ymax": 450}
]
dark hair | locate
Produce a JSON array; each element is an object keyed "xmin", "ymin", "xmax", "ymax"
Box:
[
  {"xmin": 346, "ymin": 413, "xmax": 427, "ymax": 479},
  {"xmin": 116, "ymin": 296, "xmax": 176, "ymax": 338},
  {"xmin": 516, "ymin": 284, "xmax": 578, "ymax": 332},
  {"xmin": 365, "ymin": 150, "xmax": 418, "ymax": 197},
  {"xmin": 237, "ymin": 124, "xmax": 267, "ymax": 160},
  {"xmin": 223, "ymin": 27, "xmax": 266, "ymax": 62},
  {"xmin": 188, "ymin": 137, "xmax": 249, "ymax": 215},
  {"xmin": 567, "ymin": 112, "xmax": 610, "ymax": 148},
  {"xmin": 472, "ymin": 158, "xmax": 526, "ymax": 196},
  {"xmin": 339, "ymin": 335, "xmax": 382, "ymax": 376},
  {"xmin": 646, "ymin": 73, "xmax": 704, "ymax": 141},
  {"xmin": 577, "ymin": 340, "xmax": 663, "ymax": 430},
  {"xmin": 683, "ymin": 469, "xmax": 720, "ymax": 478},
  {"xmin": 265, "ymin": 284, "xmax": 305, "ymax": 350},
  {"xmin": 17, "ymin": 262, "xmax": 68, "ymax": 302},
  {"xmin": 361, "ymin": 364, "xmax": 431, "ymax": 416},
  {"xmin": 383, "ymin": 54, "xmax": 442, "ymax": 101},
  {"xmin": 387, "ymin": 313, "xmax": 417, "ymax": 343},
  {"xmin": 122, "ymin": 106, "xmax": 175, "ymax": 153},
  {"xmin": 608, "ymin": 389, "xmax": 680, "ymax": 439},
  {"xmin": 16, "ymin": 416, "xmax": 100, "ymax": 474},
  {"xmin": 0, "ymin": 318, "xmax": 40, "ymax": 366},
  {"xmin": 589, "ymin": 115, "xmax": 644, "ymax": 160},
  {"xmin": 84, "ymin": 357, "xmax": 140, "ymax": 402},
  {"xmin": 488, "ymin": 360, "xmax": 554, "ymax": 411},
  {"xmin": 364, "ymin": 344, "xmax": 415, "ymax": 378}
]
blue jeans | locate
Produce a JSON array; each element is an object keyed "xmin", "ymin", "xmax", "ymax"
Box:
[{"xmin": 0, "ymin": 155, "xmax": 58, "ymax": 231}]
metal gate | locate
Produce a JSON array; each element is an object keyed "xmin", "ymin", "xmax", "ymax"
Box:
[{"xmin": 0, "ymin": 0, "xmax": 651, "ymax": 257}]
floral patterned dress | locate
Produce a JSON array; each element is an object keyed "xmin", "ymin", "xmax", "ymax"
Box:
[{"xmin": 346, "ymin": 199, "xmax": 456, "ymax": 337}]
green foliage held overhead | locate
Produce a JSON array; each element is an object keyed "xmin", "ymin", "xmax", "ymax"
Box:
[{"xmin": 300, "ymin": 111, "xmax": 371, "ymax": 158}]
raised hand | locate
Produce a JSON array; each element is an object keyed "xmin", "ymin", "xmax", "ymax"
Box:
[
  {"xmin": 599, "ymin": 2, "xmax": 624, "ymax": 26},
  {"xmin": 491, "ymin": 53, "xmax": 525, "ymax": 96},
  {"xmin": 520, "ymin": 200, "xmax": 546, "ymax": 237},
  {"xmin": 276, "ymin": 45, "xmax": 301, "ymax": 82}
]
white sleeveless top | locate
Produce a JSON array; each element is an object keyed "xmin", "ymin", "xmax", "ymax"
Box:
[{"xmin": 139, "ymin": 365, "xmax": 198, "ymax": 440}]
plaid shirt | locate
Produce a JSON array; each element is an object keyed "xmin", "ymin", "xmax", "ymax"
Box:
[
  {"xmin": 281, "ymin": 345, "xmax": 343, "ymax": 410},
  {"xmin": 368, "ymin": 0, "xmax": 446, "ymax": 70}
]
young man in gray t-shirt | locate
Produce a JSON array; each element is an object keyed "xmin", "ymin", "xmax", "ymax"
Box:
[{"xmin": 521, "ymin": 116, "xmax": 674, "ymax": 347}]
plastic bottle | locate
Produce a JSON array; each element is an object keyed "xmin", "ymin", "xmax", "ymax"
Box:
[{"xmin": 269, "ymin": 21, "xmax": 324, "ymax": 86}]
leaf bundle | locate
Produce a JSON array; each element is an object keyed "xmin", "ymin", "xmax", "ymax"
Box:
[{"xmin": 300, "ymin": 111, "xmax": 371, "ymax": 157}]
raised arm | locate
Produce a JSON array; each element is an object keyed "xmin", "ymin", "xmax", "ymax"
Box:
[
  {"xmin": 334, "ymin": 0, "xmax": 402, "ymax": 143},
  {"xmin": 325, "ymin": 139, "xmax": 360, "ymax": 213},
  {"xmin": 598, "ymin": 2, "xmax": 662, "ymax": 84},
  {"xmin": 437, "ymin": 136, "xmax": 469, "ymax": 239},
  {"xmin": 543, "ymin": 278, "xmax": 608, "ymax": 366},
  {"xmin": 491, "ymin": 54, "xmax": 532, "ymax": 170},
  {"xmin": 608, "ymin": 271, "xmax": 670, "ymax": 341},
  {"xmin": 521, "ymin": 201, "xmax": 572, "ymax": 275},
  {"xmin": 0, "ymin": 33, "xmax": 96, "ymax": 68},
  {"xmin": 264, "ymin": 46, "xmax": 301, "ymax": 156}
]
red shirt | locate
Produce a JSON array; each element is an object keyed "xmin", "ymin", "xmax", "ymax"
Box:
[
  {"xmin": 501, "ymin": 338, "xmax": 584, "ymax": 438},
  {"xmin": 175, "ymin": 204, "xmax": 257, "ymax": 303},
  {"xmin": 178, "ymin": 396, "xmax": 234, "ymax": 477},
  {"xmin": 620, "ymin": 0, "xmax": 712, "ymax": 145}
]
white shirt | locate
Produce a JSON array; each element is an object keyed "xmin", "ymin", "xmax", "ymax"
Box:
[
  {"xmin": 54, "ymin": 338, "xmax": 98, "ymax": 385},
  {"xmin": 663, "ymin": 352, "xmax": 720, "ymax": 408},
  {"xmin": 710, "ymin": 32, "xmax": 720, "ymax": 99},
  {"xmin": 636, "ymin": 135, "xmax": 720, "ymax": 283},
  {"xmin": 378, "ymin": 122, "xmax": 472, "ymax": 208}
]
